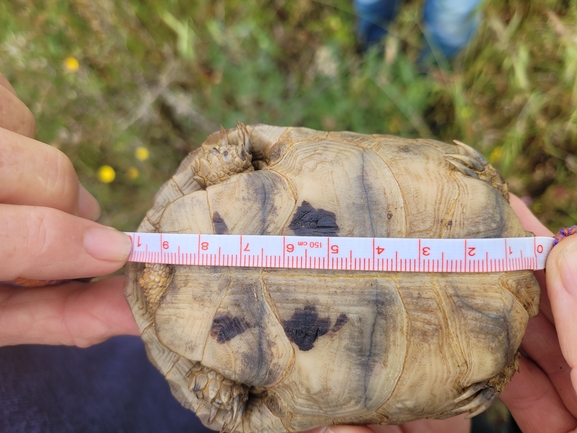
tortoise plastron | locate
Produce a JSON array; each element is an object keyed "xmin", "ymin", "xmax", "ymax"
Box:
[{"xmin": 125, "ymin": 123, "xmax": 540, "ymax": 432}]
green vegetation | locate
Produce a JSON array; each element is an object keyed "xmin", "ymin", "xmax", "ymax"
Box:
[{"xmin": 1, "ymin": 0, "xmax": 576, "ymax": 233}]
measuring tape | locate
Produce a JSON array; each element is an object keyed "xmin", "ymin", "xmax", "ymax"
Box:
[{"xmin": 126, "ymin": 233, "xmax": 554, "ymax": 273}]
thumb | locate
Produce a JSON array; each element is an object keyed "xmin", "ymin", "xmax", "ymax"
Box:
[{"xmin": 546, "ymin": 234, "xmax": 577, "ymax": 388}]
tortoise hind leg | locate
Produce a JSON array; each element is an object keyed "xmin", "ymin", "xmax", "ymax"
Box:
[
  {"xmin": 187, "ymin": 362, "xmax": 249, "ymax": 432},
  {"xmin": 451, "ymin": 352, "xmax": 520, "ymax": 418}
]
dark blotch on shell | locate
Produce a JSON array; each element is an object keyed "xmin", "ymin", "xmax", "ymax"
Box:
[
  {"xmin": 288, "ymin": 201, "xmax": 339, "ymax": 237},
  {"xmin": 212, "ymin": 211, "xmax": 228, "ymax": 234},
  {"xmin": 282, "ymin": 305, "xmax": 331, "ymax": 351},
  {"xmin": 210, "ymin": 314, "xmax": 251, "ymax": 343},
  {"xmin": 399, "ymin": 145, "xmax": 413, "ymax": 154},
  {"xmin": 331, "ymin": 313, "xmax": 349, "ymax": 333}
]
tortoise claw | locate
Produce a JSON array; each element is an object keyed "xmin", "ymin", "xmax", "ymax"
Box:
[
  {"xmin": 445, "ymin": 140, "xmax": 490, "ymax": 180},
  {"xmin": 452, "ymin": 382, "xmax": 499, "ymax": 419},
  {"xmin": 220, "ymin": 125, "xmax": 229, "ymax": 147},
  {"xmin": 453, "ymin": 382, "xmax": 485, "ymax": 403},
  {"xmin": 445, "ymin": 139, "xmax": 509, "ymax": 199},
  {"xmin": 207, "ymin": 405, "xmax": 219, "ymax": 425},
  {"xmin": 230, "ymin": 400, "xmax": 245, "ymax": 433},
  {"xmin": 236, "ymin": 121, "xmax": 251, "ymax": 153},
  {"xmin": 453, "ymin": 353, "xmax": 520, "ymax": 418},
  {"xmin": 187, "ymin": 363, "xmax": 248, "ymax": 432},
  {"xmin": 461, "ymin": 388, "xmax": 498, "ymax": 419},
  {"xmin": 445, "ymin": 153, "xmax": 485, "ymax": 172},
  {"xmin": 445, "ymin": 158, "xmax": 480, "ymax": 179},
  {"xmin": 454, "ymin": 139, "xmax": 489, "ymax": 166}
]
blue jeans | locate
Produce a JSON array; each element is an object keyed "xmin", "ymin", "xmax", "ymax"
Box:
[{"xmin": 354, "ymin": 0, "xmax": 482, "ymax": 60}]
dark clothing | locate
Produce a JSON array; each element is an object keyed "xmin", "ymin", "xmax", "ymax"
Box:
[
  {"xmin": 0, "ymin": 336, "xmax": 212, "ymax": 433},
  {"xmin": 0, "ymin": 335, "xmax": 522, "ymax": 433}
]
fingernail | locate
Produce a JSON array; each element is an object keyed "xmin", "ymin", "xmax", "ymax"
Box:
[
  {"xmin": 559, "ymin": 239, "xmax": 577, "ymax": 296},
  {"xmin": 78, "ymin": 185, "xmax": 101, "ymax": 221},
  {"xmin": 85, "ymin": 227, "xmax": 131, "ymax": 262}
]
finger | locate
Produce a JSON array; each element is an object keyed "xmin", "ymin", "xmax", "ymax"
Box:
[
  {"xmin": 0, "ymin": 77, "xmax": 35, "ymax": 138},
  {"xmin": 520, "ymin": 312, "xmax": 577, "ymax": 417},
  {"xmin": 0, "ymin": 204, "xmax": 131, "ymax": 281},
  {"xmin": 0, "ymin": 72, "xmax": 17, "ymax": 95},
  {"xmin": 368, "ymin": 416, "xmax": 469, "ymax": 433},
  {"xmin": 547, "ymin": 235, "xmax": 577, "ymax": 390},
  {"xmin": 534, "ymin": 269, "xmax": 553, "ymax": 323},
  {"xmin": 0, "ymin": 276, "xmax": 139, "ymax": 347},
  {"xmin": 308, "ymin": 427, "xmax": 390, "ymax": 433},
  {"xmin": 0, "ymin": 127, "xmax": 100, "ymax": 220},
  {"xmin": 303, "ymin": 416, "xmax": 469, "ymax": 433},
  {"xmin": 508, "ymin": 194, "xmax": 553, "ymax": 237},
  {"xmin": 501, "ymin": 355, "xmax": 577, "ymax": 433},
  {"xmin": 301, "ymin": 427, "xmax": 376, "ymax": 433}
]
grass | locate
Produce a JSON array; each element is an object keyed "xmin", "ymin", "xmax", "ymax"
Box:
[{"xmin": 1, "ymin": 0, "xmax": 576, "ymax": 232}]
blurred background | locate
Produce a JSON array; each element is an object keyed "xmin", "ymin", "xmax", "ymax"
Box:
[
  {"xmin": 1, "ymin": 0, "xmax": 576, "ymax": 233},
  {"xmin": 1, "ymin": 0, "xmax": 575, "ymax": 431}
]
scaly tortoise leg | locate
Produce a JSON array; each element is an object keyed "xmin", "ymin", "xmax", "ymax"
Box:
[
  {"xmin": 187, "ymin": 362, "xmax": 249, "ymax": 432},
  {"xmin": 445, "ymin": 140, "xmax": 509, "ymax": 201},
  {"xmin": 192, "ymin": 121, "xmax": 253, "ymax": 188},
  {"xmin": 452, "ymin": 351, "xmax": 520, "ymax": 419},
  {"xmin": 138, "ymin": 263, "xmax": 174, "ymax": 313}
]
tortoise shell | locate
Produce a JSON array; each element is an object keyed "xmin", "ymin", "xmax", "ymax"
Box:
[{"xmin": 124, "ymin": 124, "xmax": 540, "ymax": 432}]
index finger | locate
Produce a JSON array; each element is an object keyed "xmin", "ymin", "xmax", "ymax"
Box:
[
  {"xmin": 0, "ymin": 127, "xmax": 100, "ymax": 220},
  {"xmin": 0, "ymin": 72, "xmax": 17, "ymax": 95},
  {"xmin": 0, "ymin": 73, "xmax": 35, "ymax": 138}
]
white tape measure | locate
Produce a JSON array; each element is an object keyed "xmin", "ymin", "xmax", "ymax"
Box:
[{"xmin": 126, "ymin": 233, "xmax": 554, "ymax": 272}]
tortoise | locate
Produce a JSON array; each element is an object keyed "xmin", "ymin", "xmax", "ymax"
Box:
[{"xmin": 124, "ymin": 123, "xmax": 540, "ymax": 432}]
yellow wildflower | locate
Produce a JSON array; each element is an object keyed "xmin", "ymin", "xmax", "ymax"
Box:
[
  {"xmin": 489, "ymin": 147, "xmax": 503, "ymax": 165},
  {"xmin": 64, "ymin": 57, "xmax": 80, "ymax": 72},
  {"xmin": 97, "ymin": 165, "xmax": 116, "ymax": 183},
  {"xmin": 135, "ymin": 146, "xmax": 150, "ymax": 161}
]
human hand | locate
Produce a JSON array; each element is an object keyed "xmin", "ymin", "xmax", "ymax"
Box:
[
  {"xmin": 0, "ymin": 72, "xmax": 139, "ymax": 347},
  {"xmin": 500, "ymin": 195, "xmax": 577, "ymax": 432},
  {"xmin": 302, "ymin": 416, "xmax": 469, "ymax": 433}
]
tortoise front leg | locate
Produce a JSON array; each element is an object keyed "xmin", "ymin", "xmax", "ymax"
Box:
[
  {"xmin": 139, "ymin": 263, "xmax": 174, "ymax": 314},
  {"xmin": 187, "ymin": 362, "xmax": 249, "ymax": 432}
]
